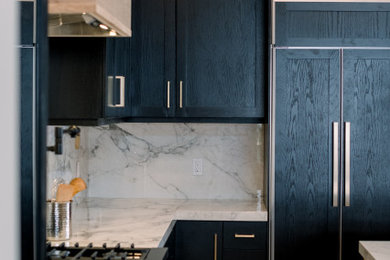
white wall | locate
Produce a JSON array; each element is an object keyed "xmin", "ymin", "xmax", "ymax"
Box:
[{"xmin": 0, "ymin": 0, "xmax": 19, "ymax": 259}]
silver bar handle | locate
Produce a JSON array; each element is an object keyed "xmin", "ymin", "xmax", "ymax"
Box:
[
  {"xmin": 179, "ymin": 81, "xmax": 183, "ymax": 108},
  {"xmin": 115, "ymin": 76, "xmax": 125, "ymax": 107},
  {"xmin": 333, "ymin": 122, "xmax": 339, "ymax": 207},
  {"xmin": 345, "ymin": 122, "xmax": 351, "ymax": 207},
  {"xmin": 167, "ymin": 81, "xmax": 171, "ymax": 109},
  {"xmin": 107, "ymin": 76, "xmax": 125, "ymax": 108},
  {"xmin": 107, "ymin": 76, "xmax": 114, "ymax": 107}
]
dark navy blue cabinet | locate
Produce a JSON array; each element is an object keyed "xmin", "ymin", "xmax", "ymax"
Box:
[
  {"xmin": 176, "ymin": 0, "xmax": 267, "ymax": 120},
  {"xmin": 19, "ymin": 2, "xmax": 35, "ymax": 258},
  {"xmin": 342, "ymin": 50, "xmax": 390, "ymax": 260},
  {"xmin": 131, "ymin": 0, "xmax": 267, "ymax": 122},
  {"xmin": 176, "ymin": 221, "xmax": 223, "ymax": 260},
  {"xmin": 49, "ymin": 37, "xmax": 131, "ymax": 125},
  {"xmin": 276, "ymin": 2, "xmax": 390, "ymax": 47},
  {"xmin": 20, "ymin": 46, "xmax": 34, "ymax": 260},
  {"xmin": 275, "ymin": 48, "xmax": 390, "ymax": 260},
  {"xmin": 19, "ymin": 1, "xmax": 34, "ymax": 45},
  {"xmin": 164, "ymin": 221, "xmax": 267, "ymax": 260},
  {"xmin": 130, "ymin": 0, "xmax": 175, "ymax": 118},
  {"xmin": 275, "ymin": 49, "xmax": 340, "ymax": 260}
]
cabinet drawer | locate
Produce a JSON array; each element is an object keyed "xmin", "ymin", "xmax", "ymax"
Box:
[
  {"xmin": 223, "ymin": 222, "xmax": 267, "ymax": 250},
  {"xmin": 223, "ymin": 249, "xmax": 266, "ymax": 260},
  {"xmin": 276, "ymin": 2, "xmax": 390, "ymax": 47}
]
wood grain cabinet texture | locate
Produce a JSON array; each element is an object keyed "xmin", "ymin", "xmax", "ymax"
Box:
[
  {"xmin": 275, "ymin": 2, "xmax": 390, "ymax": 47},
  {"xmin": 131, "ymin": 0, "xmax": 268, "ymax": 122},
  {"xmin": 342, "ymin": 50, "xmax": 390, "ymax": 260},
  {"xmin": 275, "ymin": 49, "xmax": 340, "ymax": 260},
  {"xmin": 275, "ymin": 4, "xmax": 390, "ymax": 259},
  {"xmin": 164, "ymin": 221, "xmax": 267, "ymax": 260},
  {"xmin": 275, "ymin": 48, "xmax": 390, "ymax": 260},
  {"xmin": 48, "ymin": 0, "xmax": 267, "ymax": 125}
]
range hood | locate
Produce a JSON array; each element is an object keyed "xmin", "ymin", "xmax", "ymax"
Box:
[{"xmin": 48, "ymin": 0, "xmax": 131, "ymax": 37}]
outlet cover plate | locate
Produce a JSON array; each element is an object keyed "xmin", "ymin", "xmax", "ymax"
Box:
[{"xmin": 193, "ymin": 159, "xmax": 203, "ymax": 176}]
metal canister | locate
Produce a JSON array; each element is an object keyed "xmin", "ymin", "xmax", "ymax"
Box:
[{"xmin": 46, "ymin": 201, "xmax": 72, "ymax": 241}]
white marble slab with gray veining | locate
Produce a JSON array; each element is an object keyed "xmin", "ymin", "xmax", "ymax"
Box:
[
  {"xmin": 49, "ymin": 198, "xmax": 267, "ymax": 248},
  {"xmin": 359, "ymin": 241, "xmax": 390, "ymax": 260},
  {"xmin": 82, "ymin": 123, "xmax": 265, "ymax": 200}
]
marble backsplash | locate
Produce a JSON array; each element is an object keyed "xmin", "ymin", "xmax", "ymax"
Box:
[
  {"xmin": 46, "ymin": 126, "xmax": 89, "ymax": 201},
  {"xmin": 47, "ymin": 123, "xmax": 265, "ymax": 201}
]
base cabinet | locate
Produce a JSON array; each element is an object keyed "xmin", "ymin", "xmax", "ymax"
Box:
[
  {"xmin": 223, "ymin": 249, "xmax": 266, "ymax": 260},
  {"xmin": 165, "ymin": 221, "xmax": 267, "ymax": 260}
]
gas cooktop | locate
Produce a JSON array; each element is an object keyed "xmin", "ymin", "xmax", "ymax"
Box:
[{"xmin": 46, "ymin": 242, "xmax": 168, "ymax": 260}]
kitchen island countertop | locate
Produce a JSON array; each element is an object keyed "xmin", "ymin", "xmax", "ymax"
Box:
[
  {"xmin": 359, "ymin": 241, "xmax": 390, "ymax": 260},
  {"xmin": 50, "ymin": 198, "xmax": 267, "ymax": 248}
]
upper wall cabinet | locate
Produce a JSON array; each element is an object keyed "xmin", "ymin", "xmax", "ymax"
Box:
[
  {"xmin": 130, "ymin": 0, "xmax": 174, "ymax": 118},
  {"xmin": 49, "ymin": 37, "xmax": 131, "ymax": 125},
  {"xmin": 176, "ymin": 0, "xmax": 267, "ymax": 120},
  {"xmin": 131, "ymin": 0, "xmax": 268, "ymax": 122},
  {"xmin": 275, "ymin": 2, "xmax": 390, "ymax": 47}
]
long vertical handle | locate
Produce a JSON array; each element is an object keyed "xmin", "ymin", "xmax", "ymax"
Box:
[
  {"xmin": 333, "ymin": 122, "xmax": 339, "ymax": 207},
  {"xmin": 167, "ymin": 81, "xmax": 171, "ymax": 109},
  {"xmin": 345, "ymin": 122, "xmax": 351, "ymax": 207},
  {"xmin": 214, "ymin": 233, "xmax": 218, "ymax": 260},
  {"xmin": 179, "ymin": 81, "xmax": 183, "ymax": 108}
]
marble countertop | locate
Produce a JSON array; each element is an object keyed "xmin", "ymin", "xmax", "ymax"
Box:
[
  {"xmin": 359, "ymin": 241, "xmax": 390, "ymax": 260},
  {"xmin": 50, "ymin": 198, "xmax": 267, "ymax": 248}
]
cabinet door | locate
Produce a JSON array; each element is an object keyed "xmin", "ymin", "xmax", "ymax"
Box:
[
  {"xmin": 20, "ymin": 47, "xmax": 34, "ymax": 260},
  {"xmin": 276, "ymin": 2, "xmax": 390, "ymax": 47},
  {"xmin": 223, "ymin": 249, "xmax": 266, "ymax": 260},
  {"xmin": 275, "ymin": 49, "xmax": 340, "ymax": 260},
  {"xmin": 19, "ymin": 1, "xmax": 34, "ymax": 45},
  {"xmin": 342, "ymin": 50, "xmax": 390, "ymax": 260},
  {"xmin": 131, "ymin": 0, "xmax": 175, "ymax": 118},
  {"xmin": 176, "ymin": 0, "xmax": 266, "ymax": 119},
  {"xmin": 175, "ymin": 221, "xmax": 222, "ymax": 260},
  {"xmin": 104, "ymin": 38, "xmax": 132, "ymax": 118}
]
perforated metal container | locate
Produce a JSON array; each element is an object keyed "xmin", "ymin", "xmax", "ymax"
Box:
[{"xmin": 46, "ymin": 201, "xmax": 72, "ymax": 241}]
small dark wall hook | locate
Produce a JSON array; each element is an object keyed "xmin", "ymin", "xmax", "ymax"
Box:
[{"xmin": 46, "ymin": 127, "xmax": 63, "ymax": 154}]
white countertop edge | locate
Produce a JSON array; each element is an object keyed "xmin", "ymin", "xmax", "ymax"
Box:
[
  {"xmin": 360, "ymin": 241, "xmax": 376, "ymax": 260},
  {"xmin": 174, "ymin": 210, "xmax": 268, "ymax": 222},
  {"xmin": 359, "ymin": 241, "xmax": 390, "ymax": 260}
]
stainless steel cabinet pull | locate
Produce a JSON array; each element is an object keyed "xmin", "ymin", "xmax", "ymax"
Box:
[
  {"xmin": 333, "ymin": 122, "xmax": 339, "ymax": 207},
  {"xmin": 345, "ymin": 122, "xmax": 351, "ymax": 207},
  {"xmin": 235, "ymin": 234, "xmax": 255, "ymax": 239},
  {"xmin": 179, "ymin": 81, "xmax": 183, "ymax": 108},
  {"xmin": 167, "ymin": 81, "xmax": 171, "ymax": 109},
  {"xmin": 108, "ymin": 76, "xmax": 125, "ymax": 108},
  {"xmin": 214, "ymin": 234, "xmax": 217, "ymax": 260}
]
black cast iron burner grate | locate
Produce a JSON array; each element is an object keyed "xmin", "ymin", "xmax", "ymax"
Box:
[{"xmin": 47, "ymin": 242, "xmax": 150, "ymax": 260}]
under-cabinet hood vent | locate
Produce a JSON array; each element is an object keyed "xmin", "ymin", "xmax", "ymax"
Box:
[{"xmin": 48, "ymin": 0, "xmax": 131, "ymax": 37}]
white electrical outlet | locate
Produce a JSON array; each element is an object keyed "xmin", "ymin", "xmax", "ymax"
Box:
[{"xmin": 193, "ymin": 159, "xmax": 203, "ymax": 176}]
